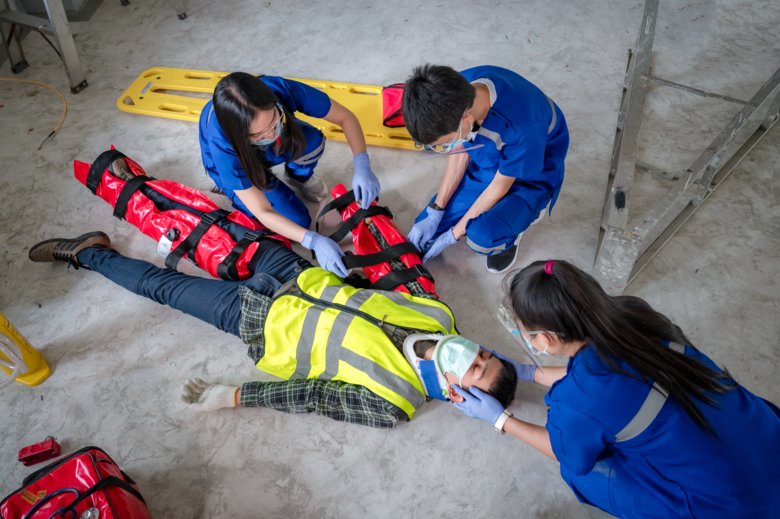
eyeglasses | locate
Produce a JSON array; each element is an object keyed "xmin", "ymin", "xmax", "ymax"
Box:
[
  {"xmin": 249, "ymin": 103, "xmax": 285, "ymax": 140},
  {"xmin": 417, "ymin": 114, "xmax": 484, "ymax": 155}
]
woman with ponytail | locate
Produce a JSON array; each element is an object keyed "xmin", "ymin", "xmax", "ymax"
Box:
[
  {"xmin": 452, "ymin": 260, "xmax": 780, "ymax": 518},
  {"xmin": 199, "ymin": 72, "xmax": 382, "ymax": 277}
]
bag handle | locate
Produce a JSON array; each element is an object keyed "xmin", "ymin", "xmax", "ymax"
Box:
[{"xmin": 21, "ymin": 488, "xmax": 80, "ymax": 519}]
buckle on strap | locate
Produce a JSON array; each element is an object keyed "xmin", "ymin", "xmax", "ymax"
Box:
[
  {"xmin": 242, "ymin": 230, "xmax": 268, "ymax": 242},
  {"xmin": 200, "ymin": 210, "xmax": 224, "ymax": 225},
  {"xmin": 410, "ymin": 263, "xmax": 433, "ymax": 280}
]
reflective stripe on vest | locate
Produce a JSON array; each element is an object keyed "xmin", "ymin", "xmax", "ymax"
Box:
[
  {"xmin": 614, "ymin": 342, "xmax": 686, "ymax": 442},
  {"xmin": 259, "ymin": 268, "xmax": 457, "ymax": 418}
]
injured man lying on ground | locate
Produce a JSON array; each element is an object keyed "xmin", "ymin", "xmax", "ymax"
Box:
[{"xmin": 28, "ymin": 232, "xmax": 517, "ymax": 428}]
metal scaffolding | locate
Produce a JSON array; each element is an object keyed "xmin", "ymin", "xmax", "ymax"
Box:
[{"xmin": 594, "ymin": 0, "xmax": 780, "ymax": 294}]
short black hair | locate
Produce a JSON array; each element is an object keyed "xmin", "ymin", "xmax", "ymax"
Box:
[
  {"xmin": 488, "ymin": 358, "xmax": 518, "ymax": 408},
  {"xmin": 402, "ymin": 64, "xmax": 475, "ymax": 144}
]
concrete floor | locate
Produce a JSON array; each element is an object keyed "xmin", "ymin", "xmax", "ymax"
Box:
[{"xmin": 1, "ymin": 0, "xmax": 778, "ymax": 517}]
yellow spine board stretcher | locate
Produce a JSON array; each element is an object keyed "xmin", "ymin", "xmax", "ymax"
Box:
[{"xmin": 117, "ymin": 67, "xmax": 418, "ymax": 151}]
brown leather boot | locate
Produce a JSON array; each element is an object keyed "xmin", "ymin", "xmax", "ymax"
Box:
[
  {"xmin": 28, "ymin": 231, "xmax": 111, "ymax": 269},
  {"xmin": 109, "ymin": 157, "xmax": 135, "ymax": 181}
]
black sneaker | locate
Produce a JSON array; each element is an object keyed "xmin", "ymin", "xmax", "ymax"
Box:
[
  {"xmin": 486, "ymin": 243, "xmax": 520, "ymax": 274},
  {"xmin": 28, "ymin": 231, "xmax": 111, "ymax": 269}
]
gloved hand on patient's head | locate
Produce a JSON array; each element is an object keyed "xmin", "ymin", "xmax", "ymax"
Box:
[
  {"xmin": 451, "ymin": 385, "xmax": 505, "ymax": 425},
  {"xmin": 181, "ymin": 378, "xmax": 239, "ymax": 411},
  {"xmin": 486, "ymin": 347, "xmax": 537, "ymax": 382}
]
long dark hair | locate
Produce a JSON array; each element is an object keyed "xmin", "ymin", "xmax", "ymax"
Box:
[
  {"xmin": 212, "ymin": 72, "xmax": 306, "ymax": 190},
  {"xmin": 506, "ymin": 260, "xmax": 736, "ymax": 432}
]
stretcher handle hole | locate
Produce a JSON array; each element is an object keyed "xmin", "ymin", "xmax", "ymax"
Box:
[
  {"xmin": 140, "ymin": 81, "xmax": 153, "ymax": 95},
  {"xmin": 327, "ymin": 127, "xmax": 344, "ymax": 134},
  {"xmin": 388, "ymin": 134, "xmax": 414, "ymax": 141},
  {"xmin": 159, "ymin": 104, "xmax": 187, "ymax": 113},
  {"xmin": 122, "ymin": 96, "xmax": 135, "ymax": 106},
  {"xmin": 348, "ymin": 88, "xmax": 379, "ymax": 96},
  {"xmin": 150, "ymin": 87, "xmax": 212, "ymax": 98},
  {"xmin": 143, "ymin": 69, "xmax": 164, "ymax": 78},
  {"xmin": 184, "ymin": 72, "xmax": 217, "ymax": 80}
]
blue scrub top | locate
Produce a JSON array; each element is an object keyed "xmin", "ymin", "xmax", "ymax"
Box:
[
  {"xmin": 459, "ymin": 66, "xmax": 568, "ymax": 213},
  {"xmin": 198, "ymin": 76, "xmax": 331, "ymax": 212},
  {"xmin": 546, "ymin": 343, "xmax": 780, "ymax": 518}
]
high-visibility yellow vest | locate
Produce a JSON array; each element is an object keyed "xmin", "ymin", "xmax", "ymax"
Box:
[{"xmin": 259, "ymin": 268, "xmax": 457, "ymax": 418}]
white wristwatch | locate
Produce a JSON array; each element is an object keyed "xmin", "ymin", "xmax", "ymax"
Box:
[{"xmin": 493, "ymin": 409, "xmax": 513, "ymax": 434}]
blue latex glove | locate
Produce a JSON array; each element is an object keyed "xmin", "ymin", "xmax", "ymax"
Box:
[
  {"xmin": 352, "ymin": 152, "xmax": 381, "ymax": 209},
  {"xmin": 407, "ymin": 205, "xmax": 444, "ymax": 251},
  {"xmin": 301, "ymin": 231, "xmax": 349, "ymax": 278},
  {"xmin": 487, "ymin": 348, "xmax": 537, "ymax": 382},
  {"xmin": 451, "ymin": 385, "xmax": 505, "ymax": 425},
  {"xmin": 422, "ymin": 228, "xmax": 457, "ymax": 263}
]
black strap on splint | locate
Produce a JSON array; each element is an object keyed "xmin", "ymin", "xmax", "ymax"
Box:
[
  {"xmin": 327, "ymin": 206, "xmax": 393, "ymax": 243},
  {"xmin": 340, "ymin": 242, "xmax": 419, "ymax": 270},
  {"xmin": 369, "ymin": 264, "xmax": 434, "ymax": 291},
  {"xmin": 315, "ymin": 190, "xmax": 393, "ymax": 242},
  {"xmin": 315, "ymin": 190, "xmax": 433, "ymax": 292},
  {"xmin": 216, "ymin": 229, "xmax": 271, "ymax": 281},
  {"xmin": 165, "ymin": 209, "xmax": 228, "ymax": 271},
  {"xmin": 86, "ymin": 149, "xmax": 127, "ymax": 194},
  {"xmin": 316, "ymin": 189, "xmax": 357, "ymax": 218},
  {"xmin": 113, "ymin": 175, "xmax": 152, "ymax": 219}
]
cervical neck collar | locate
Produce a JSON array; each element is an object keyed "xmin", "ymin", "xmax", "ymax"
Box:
[{"xmin": 402, "ymin": 333, "xmax": 456, "ymax": 401}]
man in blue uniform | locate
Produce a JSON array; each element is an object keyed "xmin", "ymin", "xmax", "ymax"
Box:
[{"xmin": 403, "ymin": 65, "xmax": 569, "ymax": 273}]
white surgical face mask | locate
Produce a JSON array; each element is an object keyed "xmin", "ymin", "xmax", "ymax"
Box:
[{"xmin": 435, "ymin": 336, "xmax": 480, "ymax": 386}]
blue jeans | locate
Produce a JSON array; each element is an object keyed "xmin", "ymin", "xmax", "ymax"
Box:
[{"xmin": 76, "ymin": 241, "xmax": 310, "ymax": 336}]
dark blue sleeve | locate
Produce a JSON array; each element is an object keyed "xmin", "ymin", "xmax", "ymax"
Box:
[
  {"xmin": 499, "ymin": 120, "xmax": 547, "ymax": 180},
  {"xmin": 546, "ymin": 403, "xmax": 610, "ymax": 476},
  {"xmin": 261, "ymin": 76, "xmax": 332, "ymax": 118}
]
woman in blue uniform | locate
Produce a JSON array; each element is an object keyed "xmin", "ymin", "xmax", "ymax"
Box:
[
  {"xmin": 198, "ymin": 72, "xmax": 381, "ymax": 277},
  {"xmin": 453, "ymin": 260, "xmax": 780, "ymax": 518}
]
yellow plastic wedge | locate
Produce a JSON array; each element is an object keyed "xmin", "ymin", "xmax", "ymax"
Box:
[{"xmin": 117, "ymin": 67, "xmax": 417, "ymax": 150}]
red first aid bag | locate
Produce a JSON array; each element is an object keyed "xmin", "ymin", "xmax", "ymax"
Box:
[
  {"xmin": 74, "ymin": 148, "xmax": 291, "ymax": 280},
  {"xmin": 1, "ymin": 446, "xmax": 152, "ymax": 518},
  {"xmin": 317, "ymin": 184, "xmax": 437, "ymax": 297},
  {"xmin": 382, "ymin": 83, "xmax": 405, "ymax": 128}
]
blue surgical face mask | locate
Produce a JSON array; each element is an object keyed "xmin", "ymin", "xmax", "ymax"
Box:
[{"xmin": 435, "ymin": 336, "xmax": 480, "ymax": 386}]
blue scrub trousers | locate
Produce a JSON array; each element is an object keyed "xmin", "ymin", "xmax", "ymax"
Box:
[
  {"xmin": 76, "ymin": 241, "xmax": 310, "ymax": 336},
  {"xmin": 417, "ymin": 119, "xmax": 569, "ymax": 255}
]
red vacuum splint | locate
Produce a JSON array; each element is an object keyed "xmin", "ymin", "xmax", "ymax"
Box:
[
  {"xmin": 74, "ymin": 148, "xmax": 290, "ymax": 280},
  {"xmin": 320, "ymin": 184, "xmax": 437, "ymax": 297}
]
